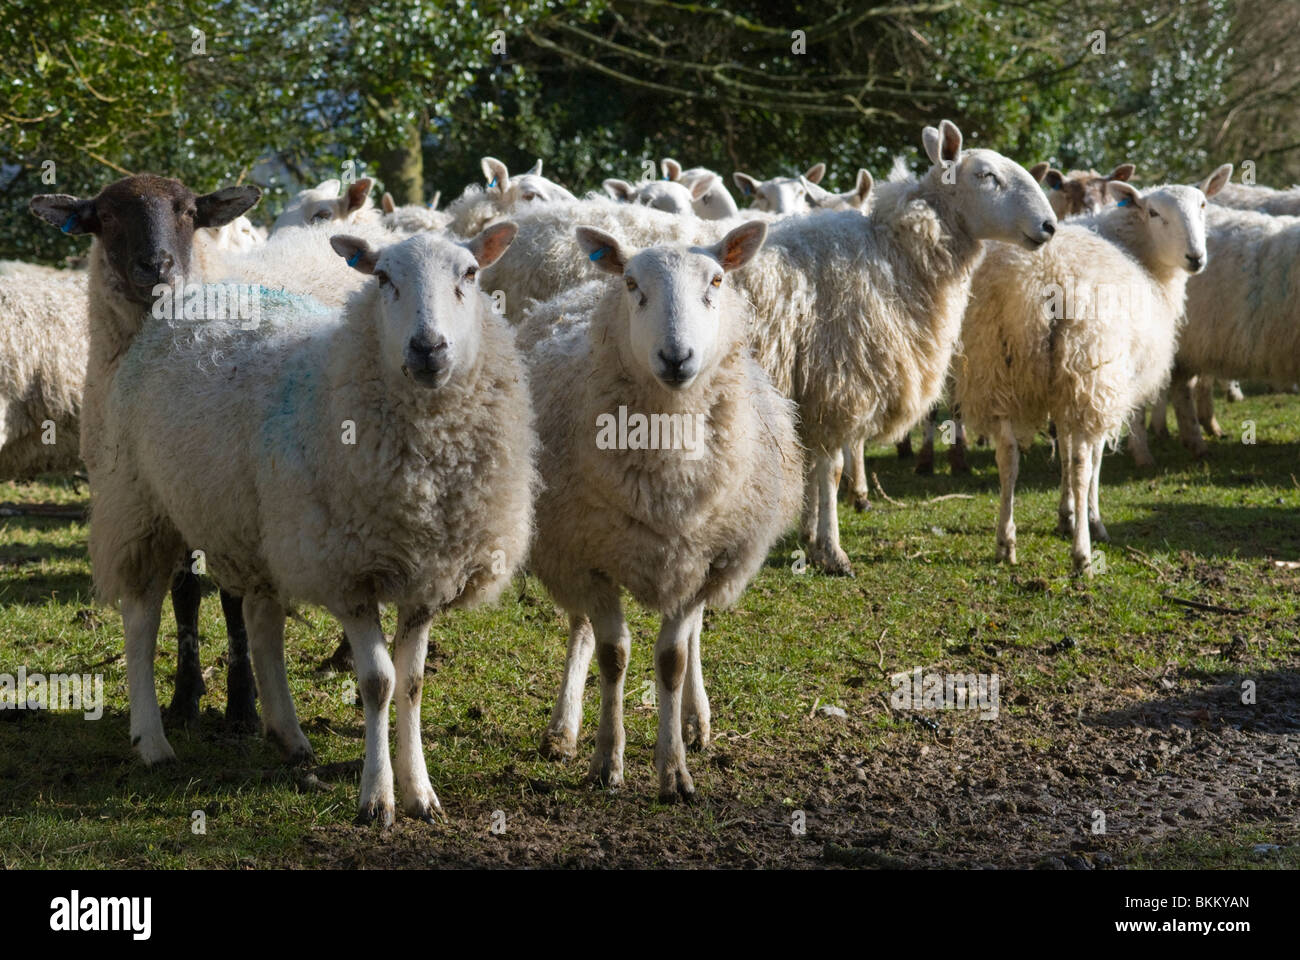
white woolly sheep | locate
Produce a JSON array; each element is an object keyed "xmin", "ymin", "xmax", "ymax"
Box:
[
  {"xmin": 35, "ymin": 178, "xmax": 538, "ymax": 825},
  {"xmin": 380, "ymin": 190, "xmax": 452, "ymax": 233},
  {"xmin": 444, "ymin": 157, "xmax": 576, "ymax": 238},
  {"xmin": 954, "ymin": 168, "xmax": 1228, "ymax": 575},
  {"xmin": 801, "ymin": 169, "xmax": 873, "ymax": 212},
  {"xmin": 270, "ymin": 177, "xmax": 378, "ymax": 234},
  {"xmin": 602, "ymin": 172, "xmax": 720, "ymax": 216},
  {"xmin": 662, "ymin": 159, "xmax": 740, "ymax": 219},
  {"xmin": 733, "ymin": 163, "xmax": 826, "ymax": 213},
  {"xmin": 1210, "ymin": 180, "xmax": 1300, "ymax": 216},
  {"xmin": 525, "ymin": 221, "xmax": 801, "ymax": 799}
]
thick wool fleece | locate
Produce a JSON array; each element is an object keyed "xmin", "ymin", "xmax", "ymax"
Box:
[
  {"xmin": 522, "ymin": 279, "xmax": 802, "ymax": 618},
  {"xmin": 89, "ymin": 270, "xmax": 537, "ymax": 613}
]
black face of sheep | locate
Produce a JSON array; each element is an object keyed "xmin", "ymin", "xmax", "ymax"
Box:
[{"xmin": 30, "ymin": 174, "xmax": 261, "ymax": 305}]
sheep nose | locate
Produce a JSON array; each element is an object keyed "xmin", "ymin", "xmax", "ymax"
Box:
[
  {"xmin": 133, "ymin": 254, "xmax": 174, "ymax": 285},
  {"xmin": 658, "ymin": 347, "xmax": 695, "ymax": 380},
  {"xmin": 1186, "ymin": 254, "xmax": 1204, "ymax": 271},
  {"xmin": 408, "ymin": 335, "xmax": 448, "ymax": 359},
  {"xmin": 1041, "ymin": 221, "xmax": 1056, "ymax": 236}
]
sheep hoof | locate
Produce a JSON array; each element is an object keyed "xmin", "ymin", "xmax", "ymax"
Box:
[
  {"xmin": 896, "ymin": 437, "xmax": 914, "ymax": 459},
  {"xmin": 266, "ymin": 727, "xmax": 315, "ymax": 766},
  {"xmin": 948, "ymin": 456, "xmax": 971, "ymax": 476},
  {"xmin": 538, "ymin": 730, "xmax": 577, "ymax": 761},
  {"xmin": 1072, "ymin": 558, "xmax": 1093, "ymax": 580},
  {"xmin": 1207, "ymin": 420, "xmax": 1223, "ymax": 438},
  {"xmin": 1089, "ymin": 521, "xmax": 1110, "ymax": 543},
  {"xmin": 852, "ymin": 494, "xmax": 872, "ymax": 513},
  {"xmin": 915, "ymin": 456, "xmax": 935, "ymax": 476},
  {"xmin": 587, "ymin": 756, "xmax": 624, "ymax": 789},
  {"xmin": 354, "ymin": 800, "xmax": 395, "ymax": 829},
  {"xmin": 224, "ymin": 699, "xmax": 260, "ymax": 735},
  {"xmin": 163, "ymin": 695, "xmax": 201, "ymax": 730},
  {"xmin": 407, "ymin": 796, "xmax": 445, "ymax": 824},
  {"xmin": 683, "ymin": 715, "xmax": 711, "ymax": 751},
  {"xmin": 1055, "ymin": 515, "xmax": 1074, "ymax": 538},
  {"xmin": 133, "ymin": 733, "xmax": 178, "ymax": 766},
  {"xmin": 995, "ymin": 541, "xmax": 1017, "ymax": 565},
  {"xmin": 657, "ymin": 772, "xmax": 696, "ymax": 805}
]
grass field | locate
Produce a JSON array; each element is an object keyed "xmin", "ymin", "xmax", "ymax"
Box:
[{"xmin": 1, "ymin": 388, "xmax": 1297, "ymax": 869}]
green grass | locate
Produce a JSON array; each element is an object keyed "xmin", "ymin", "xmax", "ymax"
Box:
[{"xmin": 1, "ymin": 387, "xmax": 1297, "ymax": 868}]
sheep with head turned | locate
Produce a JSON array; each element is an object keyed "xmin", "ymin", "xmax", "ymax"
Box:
[{"xmin": 271, "ymin": 177, "xmax": 378, "ymax": 234}]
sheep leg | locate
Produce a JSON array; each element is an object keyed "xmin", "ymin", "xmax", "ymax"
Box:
[
  {"xmin": 1056, "ymin": 430, "xmax": 1075, "ymax": 537},
  {"xmin": 948, "ymin": 407, "xmax": 970, "ymax": 474},
  {"xmin": 124, "ymin": 585, "xmax": 176, "ymax": 765},
  {"xmin": 539, "ymin": 614, "xmax": 595, "ymax": 760},
  {"xmin": 655, "ymin": 602, "xmax": 703, "ymax": 803},
  {"xmin": 1150, "ymin": 388, "xmax": 1169, "ymax": 437},
  {"xmin": 588, "ymin": 601, "xmax": 631, "ymax": 788},
  {"xmin": 164, "ymin": 565, "xmax": 204, "ymax": 728},
  {"xmin": 1195, "ymin": 378, "xmax": 1223, "ymax": 437},
  {"xmin": 1169, "ymin": 374, "xmax": 1208, "ymax": 457},
  {"xmin": 681, "ymin": 605, "xmax": 710, "ymax": 751},
  {"xmin": 841, "ymin": 435, "xmax": 871, "ymax": 512},
  {"xmin": 393, "ymin": 605, "xmax": 440, "ymax": 822},
  {"xmin": 339, "ymin": 607, "xmax": 394, "ymax": 826},
  {"xmin": 219, "ymin": 589, "xmax": 259, "ymax": 732},
  {"xmin": 1088, "ymin": 441, "xmax": 1109, "ymax": 544},
  {"xmin": 994, "ymin": 420, "xmax": 1019, "ymax": 565},
  {"xmin": 810, "ymin": 449, "xmax": 853, "ymax": 576},
  {"xmin": 1070, "ymin": 435, "xmax": 1095, "ymax": 577},
  {"xmin": 1127, "ymin": 407, "xmax": 1155, "ymax": 469},
  {"xmin": 916, "ymin": 409, "xmax": 937, "ymax": 475},
  {"xmin": 799, "ymin": 465, "xmax": 819, "ymax": 550},
  {"xmin": 245, "ymin": 596, "xmax": 313, "ymax": 765},
  {"xmin": 896, "ymin": 434, "xmax": 914, "ymax": 459}
]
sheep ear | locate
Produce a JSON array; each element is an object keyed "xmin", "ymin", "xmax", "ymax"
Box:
[
  {"xmin": 1109, "ymin": 163, "xmax": 1136, "ymax": 182},
  {"xmin": 428, "ymin": 190, "xmax": 441, "ymax": 210},
  {"xmin": 1043, "ymin": 169, "xmax": 1066, "ymax": 191},
  {"xmin": 196, "ymin": 185, "xmax": 262, "ymax": 228},
  {"xmin": 804, "ymin": 163, "xmax": 826, "ymax": 185},
  {"xmin": 527, "ymin": 159, "xmax": 543, "ymax": 176},
  {"xmin": 575, "ymin": 226, "xmax": 626, "ymax": 276},
  {"xmin": 1028, "ymin": 162, "xmax": 1050, "ymax": 183},
  {"xmin": 733, "ymin": 172, "xmax": 759, "ymax": 198},
  {"xmin": 1107, "ymin": 180, "xmax": 1143, "ymax": 210},
  {"xmin": 799, "ymin": 176, "xmax": 832, "ymax": 207},
  {"xmin": 330, "ymin": 235, "xmax": 378, "ymax": 274},
  {"xmin": 712, "ymin": 220, "xmax": 767, "ymax": 273},
  {"xmin": 30, "ymin": 194, "xmax": 98, "ymax": 234},
  {"xmin": 481, "ymin": 157, "xmax": 509, "ymax": 193},
  {"xmin": 316, "ymin": 178, "xmax": 342, "ymax": 197},
  {"xmin": 603, "ymin": 179, "xmax": 635, "ymax": 203},
  {"xmin": 689, "ymin": 173, "xmax": 718, "ymax": 200},
  {"xmin": 381, "ymin": 192, "xmax": 396, "ymax": 213},
  {"xmin": 1199, "ymin": 163, "xmax": 1233, "ymax": 198},
  {"xmin": 662, "ymin": 158, "xmax": 682, "ymax": 181},
  {"xmin": 344, "ymin": 178, "xmax": 373, "ymax": 213},
  {"xmin": 851, "ymin": 168, "xmax": 873, "ymax": 208},
  {"xmin": 923, "ymin": 122, "xmax": 962, "ymax": 166},
  {"xmin": 466, "ymin": 221, "xmax": 517, "ymax": 267}
]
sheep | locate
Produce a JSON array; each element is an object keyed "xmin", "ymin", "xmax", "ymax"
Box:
[
  {"xmin": 380, "ymin": 190, "xmax": 452, "ymax": 233},
  {"xmin": 525, "ymin": 221, "xmax": 802, "ymax": 799},
  {"xmin": 204, "ymin": 215, "xmax": 267, "ymax": 252},
  {"xmin": 1156, "ymin": 193, "xmax": 1300, "ymax": 458},
  {"xmin": 270, "ymin": 177, "xmax": 378, "ymax": 233},
  {"xmin": 954, "ymin": 168, "xmax": 1228, "ymax": 575},
  {"xmin": 36, "ymin": 176, "xmax": 537, "ymax": 823},
  {"xmin": 801, "ymin": 169, "xmax": 873, "ymax": 212},
  {"xmin": 662, "ymin": 159, "xmax": 740, "ymax": 219},
  {"xmin": 444, "ymin": 157, "xmax": 576, "ymax": 238},
  {"xmin": 489, "ymin": 121, "xmax": 1056, "ymax": 575},
  {"xmin": 733, "ymin": 163, "xmax": 827, "ymax": 213},
  {"xmin": 0, "ymin": 264, "xmax": 88, "ymax": 478},
  {"xmin": 1210, "ymin": 180, "xmax": 1300, "ymax": 216},
  {"xmin": 602, "ymin": 172, "xmax": 720, "ymax": 216},
  {"xmin": 1042, "ymin": 163, "xmax": 1136, "ymax": 219}
]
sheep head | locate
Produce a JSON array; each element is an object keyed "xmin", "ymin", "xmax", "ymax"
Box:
[
  {"xmin": 272, "ymin": 177, "xmax": 374, "ymax": 233},
  {"xmin": 575, "ymin": 220, "xmax": 767, "ymax": 393},
  {"xmin": 1108, "ymin": 165, "xmax": 1230, "ymax": 275},
  {"xmin": 732, "ymin": 163, "xmax": 826, "ymax": 213},
  {"xmin": 1041, "ymin": 163, "xmax": 1137, "ymax": 218},
  {"xmin": 481, "ymin": 156, "xmax": 575, "ymax": 209},
  {"xmin": 924, "ymin": 120, "xmax": 1057, "ymax": 250},
  {"xmin": 331, "ymin": 222, "xmax": 517, "ymax": 390},
  {"xmin": 30, "ymin": 174, "xmax": 261, "ymax": 305}
]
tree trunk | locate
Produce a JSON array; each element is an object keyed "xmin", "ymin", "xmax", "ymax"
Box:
[{"xmin": 371, "ymin": 121, "xmax": 424, "ymax": 206}]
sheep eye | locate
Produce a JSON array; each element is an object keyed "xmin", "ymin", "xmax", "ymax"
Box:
[
  {"xmin": 710, "ymin": 274, "xmax": 722, "ymax": 288},
  {"xmin": 375, "ymin": 270, "xmax": 389, "ymax": 286},
  {"xmin": 311, "ymin": 209, "xmax": 332, "ymax": 222},
  {"xmin": 625, "ymin": 278, "xmax": 638, "ymax": 292},
  {"xmin": 702, "ymin": 195, "xmax": 712, "ymax": 205},
  {"xmin": 465, "ymin": 265, "xmax": 477, "ymax": 281},
  {"xmin": 1149, "ymin": 209, "xmax": 1158, "ymax": 219}
]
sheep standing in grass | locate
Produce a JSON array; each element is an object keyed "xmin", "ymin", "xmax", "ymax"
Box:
[
  {"xmin": 445, "ymin": 157, "xmax": 576, "ymax": 237},
  {"xmin": 733, "ymin": 163, "xmax": 827, "ymax": 212},
  {"xmin": 35, "ymin": 177, "xmax": 537, "ymax": 823},
  {"xmin": 954, "ymin": 170, "xmax": 1226, "ymax": 575},
  {"xmin": 527, "ymin": 222, "xmax": 801, "ymax": 798},
  {"xmin": 1158, "ymin": 196, "xmax": 1300, "ymax": 458},
  {"xmin": 270, "ymin": 178, "xmax": 377, "ymax": 233},
  {"xmin": 0, "ymin": 265, "xmax": 88, "ymax": 478}
]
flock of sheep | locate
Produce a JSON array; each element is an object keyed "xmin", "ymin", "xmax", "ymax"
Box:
[{"xmin": 3, "ymin": 119, "xmax": 1298, "ymax": 824}]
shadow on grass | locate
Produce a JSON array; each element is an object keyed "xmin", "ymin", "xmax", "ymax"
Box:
[
  {"xmin": 1085, "ymin": 668, "xmax": 1300, "ymax": 735},
  {"xmin": 1104, "ymin": 502, "xmax": 1300, "ymax": 559}
]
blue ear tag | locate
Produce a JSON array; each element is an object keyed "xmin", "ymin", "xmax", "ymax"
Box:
[
  {"xmin": 347, "ymin": 251, "xmax": 362, "ymax": 267},
  {"xmin": 61, "ymin": 214, "xmax": 77, "ymax": 233},
  {"xmin": 743, "ymin": 186, "xmax": 751, "ymax": 196},
  {"xmin": 589, "ymin": 247, "xmax": 607, "ymax": 261},
  {"xmin": 1117, "ymin": 198, "xmax": 1131, "ymax": 207},
  {"xmin": 489, "ymin": 178, "xmax": 497, "ymax": 188},
  {"xmin": 1051, "ymin": 183, "xmax": 1061, "ymax": 191}
]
